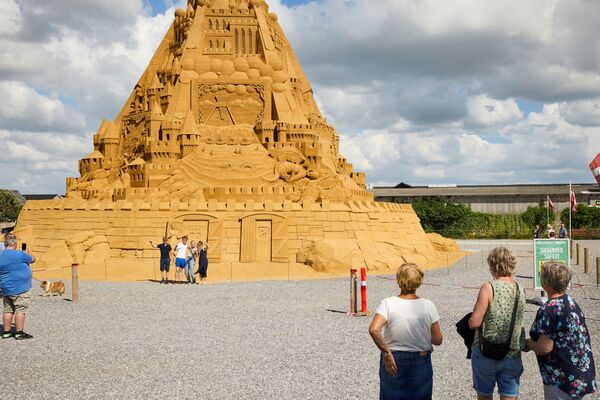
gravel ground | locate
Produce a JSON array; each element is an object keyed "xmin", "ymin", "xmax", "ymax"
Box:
[{"xmin": 1, "ymin": 240, "xmax": 599, "ymax": 399}]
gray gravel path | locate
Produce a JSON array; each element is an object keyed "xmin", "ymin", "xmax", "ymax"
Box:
[{"xmin": 1, "ymin": 240, "xmax": 599, "ymax": 399}]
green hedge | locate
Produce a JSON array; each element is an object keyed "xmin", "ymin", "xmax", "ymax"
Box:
[
  {"xmin": 412, "ymin": 197, "xmax": 553, "ymax": 239},
  {"xmin": 560, "ymin": 204, "xmax": 600, "ymax": 229}
]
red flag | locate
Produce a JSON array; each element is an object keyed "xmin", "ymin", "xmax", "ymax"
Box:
[
  {"xmin": 590, "ymin": 153, "xmax": 600, "ymax": 185},
  {"xmin": 546, "ymin": 195, "xmax": 555, "ymax": 210},
  {"xmin": 570, "ymin": 186, "xmax": 577, "ymax": 214}
]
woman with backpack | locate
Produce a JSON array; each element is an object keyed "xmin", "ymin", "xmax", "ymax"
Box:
[{"xmin": 468, "ymin": 247, "xmax": 526, "ymax": 400}]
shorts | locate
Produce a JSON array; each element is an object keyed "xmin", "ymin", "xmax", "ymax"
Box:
[
  {"xmin": 160, "ymin": 259, "xmax": 170, "ymax": 272},
  {"xmin": 471, "ymin": 345, "xmax": 523, "ymax": 398},
  {"xmin": 3, "ymin": 290, "xmax": 32, "ymax": 314},
  {"xmin": 175, "ymin": 258, "xmax": 186, "ymax": 269}
]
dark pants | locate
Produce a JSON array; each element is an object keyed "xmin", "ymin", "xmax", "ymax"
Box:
[
  {"xmin": 379, "ymin": 351, "xmax": 433, "ymax": 400},
  {"xmin": 160, "ymin": 259, "xmax": 170, "ymax": 272}
]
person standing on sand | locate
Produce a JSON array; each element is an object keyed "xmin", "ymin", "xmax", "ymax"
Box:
[
  {"xmin": 150, "ymin": 237, "xmax": 171, "ymax": 284},
  {"xmin": 534, "ymin": 224, "xmax": 542, "ymax": 239},
  {"xmin": 185, "ymin": 241, "xmax": 197, "ymax": 284},
  {"xmin": 369, "ymin": 263, "xmax": 443, "ymax": 400},
  {"xmin": 558, "ymin": 223, "xmax": 568, "ymax": 239},
  {"xmin": 174, "ymin": 236, "xmax": 188, "ymax": 284},
  {"xmin": 196, "ymin": 241, "xmax": 209, "ymax": 285},
  {"xmin": 0, "ymin": 234, "xmax": 36, "ymax": 340}
]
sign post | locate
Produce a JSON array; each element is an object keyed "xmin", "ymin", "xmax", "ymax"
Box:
[{"xmin": 534, "ymin": 239, "xmax": 570, "ymax": 292}]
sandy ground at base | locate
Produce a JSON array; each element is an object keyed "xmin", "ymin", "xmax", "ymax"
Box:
[{"xmin": 1, "ymin": 239, "xmax": 599, "ymax": 400}]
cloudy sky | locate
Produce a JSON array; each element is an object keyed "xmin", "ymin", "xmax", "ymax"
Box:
[{"xmin": 1, "ymin": 0, "xmax": 599, "ymax": 193}]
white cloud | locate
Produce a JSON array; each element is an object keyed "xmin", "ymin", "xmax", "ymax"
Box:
[
  {"xmin": 4, "ymin": 141, "xmax": 49, "ymax": 162},
  {"xmin": 559, "ymin": 99, "xmax": 600, "ymax": 127},
  {"xmin": 0, "ymin": 81, "xmax": 86, "ymax": 132},
  {"xmin": 1, "ymin": 0, "xmax": 599, "ymax": 193},
  {"xmin": 466, "ymin": 95, "xmax": 523, "ymax": 128},
  {"xmin": 0, "ymin": 0, "xmax": 22, "ymax": 36}
]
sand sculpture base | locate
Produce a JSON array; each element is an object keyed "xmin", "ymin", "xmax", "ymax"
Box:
[{"xmin": 16, "ymin": 199, "xmax": 463, "ymax": 282}]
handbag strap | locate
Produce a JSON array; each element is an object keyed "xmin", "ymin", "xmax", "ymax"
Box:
[{"xmin": 504, "ymin": 282, "xmax": 520, "ymax": 346}]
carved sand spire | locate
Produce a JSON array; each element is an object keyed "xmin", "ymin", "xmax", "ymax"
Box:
[
  {"xmin": 15, "ymin": 0, "xmax": 463, "ymax": 282},
  {"xmin": 65, "ymin": 0, "xmax": 367, "ymax": 202}
]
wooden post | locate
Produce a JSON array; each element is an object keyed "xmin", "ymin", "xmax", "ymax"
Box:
[
  {"xmin": 350, "ymin": 269, "xmax": 358, "ymax": 315},
  {"xmin": 71, "ymin": 263, "xmax": 79, "ymax": 302},
  {"xmin": 570, "ymin": 240, "xmax": 574, "ymax": 259},
  {"xmin": 576, "ymin": 243, "xmax": 580, "ymax": 265},
  {"xmin": 584, "ymin": 248, "xmax": 589, "ymax": 273}
]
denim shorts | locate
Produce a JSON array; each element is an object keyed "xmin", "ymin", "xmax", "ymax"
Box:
[
  {"xmin": 471, "ymin": 345, "xmax": 524, "ymax": 398},
  {"xmin": 379, "ymin": 351, "xmax": 433, "ymax": 400},
  {"xmin": 175, "ymin": 258, "xmax": 186, "ymax": 269}
]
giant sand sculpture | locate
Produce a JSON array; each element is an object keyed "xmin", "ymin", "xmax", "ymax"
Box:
[{"xmin": 16, "ymin": 0, "xmax": 462, "ymax": 281}]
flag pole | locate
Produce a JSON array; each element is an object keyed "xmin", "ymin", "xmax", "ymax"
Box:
[
  {"xmin": 546, "ymin": 196, "xmax": 550, "ymax": 226},
  {"xmin": 569, "ymin": 181, "xmax": 572, "ymax": 239}
]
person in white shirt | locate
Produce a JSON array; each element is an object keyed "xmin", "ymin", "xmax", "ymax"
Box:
[
  {"xmin": 369, "ymin": 263, "xmax": 443, "ymax": 400},
  {"xmin": 173, "ymin": 236, "xmax": 188, "ymax": 284}
]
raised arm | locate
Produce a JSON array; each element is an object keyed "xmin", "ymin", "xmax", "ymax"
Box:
[{"xmin": 469, "ymin": 282, "xmax": 492, "ymax": 330}]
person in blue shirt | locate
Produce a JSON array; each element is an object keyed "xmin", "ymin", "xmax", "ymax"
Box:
[
  {"xmin": 559, "ymin": 223, "xmax": 568, "ymax": 239},
  {"xmin": 0, "ymin": 234, "xmax": 36, "ymax": 340}
]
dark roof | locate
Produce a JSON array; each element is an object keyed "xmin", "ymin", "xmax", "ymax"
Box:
[
  {"xmin": 23, "ymin": 194, "xmax": 62, "ymax": 201},
  {"xmin": 372, "ymin": 183, "xmax": 600, "ymax": 198}
]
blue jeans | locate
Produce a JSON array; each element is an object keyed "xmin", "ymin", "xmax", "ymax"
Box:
[
  {"xmin": 471, "ymin": 346, "xmax": 523, "ymax": 398},
  {"xmin": 379, "ymin": 351, "xmax": 433, "ymax": 400},
  {"xmin": 185, "ymin": 258, "xmax": 195, "ymax": 282}
]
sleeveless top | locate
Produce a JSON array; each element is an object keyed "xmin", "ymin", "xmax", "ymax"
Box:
[{"xmin": 474, "ymin": 280, "xmax": 526, "ymax": 358}]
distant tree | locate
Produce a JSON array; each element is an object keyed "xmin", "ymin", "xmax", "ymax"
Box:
[
  {"xmin": 521, "ymin": 201, "xmax": 556, "ymax": 228},
  {"xmin": 560, "ymin": 205, "xmax": 600, "ymax": 229},
  {"xmin": 0, "ymin": 190, "xmax": 22, "ymax": 222},
  {"xmin": 412, "ymin": 197, "xmax": 471, "ymax": 233}
]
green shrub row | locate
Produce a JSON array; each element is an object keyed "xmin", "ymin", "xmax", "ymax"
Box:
[{"xmin": 411, "ymin": 198, "xmax": 559, "ymax": 239}]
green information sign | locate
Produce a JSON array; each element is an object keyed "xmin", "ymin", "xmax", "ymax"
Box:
[{"xmin": 533, "ymin": 239, "xmax": 570, "ymax": 290}]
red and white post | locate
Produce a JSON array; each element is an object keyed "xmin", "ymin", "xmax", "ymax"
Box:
[{"xmin": 360, "ymin": 267, "xmax": 367, "ymax": 314}]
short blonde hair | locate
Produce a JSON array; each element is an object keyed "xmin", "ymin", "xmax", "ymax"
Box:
[
  {"xmin": 487, "ymin": 247, "xmax": 517, "ymax": 277},
  {"xmin": 396, "ymin": 263, "xmax": 424, "ymax": 293},
  {"xmin": 4, "ymin": 234, "xmax": 17, "ymax": 247},
  {"xmin": 541, "ymin": 261, "xmax": 572, "ymax": 292}
]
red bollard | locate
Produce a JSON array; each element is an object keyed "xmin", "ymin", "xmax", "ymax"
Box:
[{"xmin": 360, "ymin": 268, "xmax": 367, "ymax": 313}]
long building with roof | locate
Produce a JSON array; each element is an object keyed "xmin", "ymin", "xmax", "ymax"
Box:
[{"xmin": 371, "ymin": 183, "xmax": 600, "ymax": 214}]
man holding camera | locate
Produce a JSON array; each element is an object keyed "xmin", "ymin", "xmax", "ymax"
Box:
[{"xmin": 0, "ymin": 234, "xmax": 36, "ymax": 340}]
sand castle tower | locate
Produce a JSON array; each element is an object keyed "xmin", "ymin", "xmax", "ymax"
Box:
[{"xmin": 16, "ymin": 0, "xmax": 462, "ymax": 281}]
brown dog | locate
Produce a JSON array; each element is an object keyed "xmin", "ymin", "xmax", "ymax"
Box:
[{"xmin": 40, "ymin": 281, "xmax": 65, "ymax": 296}]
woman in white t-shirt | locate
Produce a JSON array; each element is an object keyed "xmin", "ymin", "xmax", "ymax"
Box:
[{"xmin": 369, "ymin": 263, "xmax": 443, "ymax": 400}]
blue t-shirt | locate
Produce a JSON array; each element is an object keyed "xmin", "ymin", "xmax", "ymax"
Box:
[
  {"xmin": 530, "ymin": 295, "xmax": 597, "ymax": 397},
  {"xmin": 0, "ymin": 249, "xmax": 33, "ymax": 296}
]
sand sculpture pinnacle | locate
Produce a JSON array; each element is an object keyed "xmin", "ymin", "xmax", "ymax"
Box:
[
  {"xmin": 67, "ymin": 0, "xmax": 367, "ymax": 204},
  {"xmin": 15, "ymin": 0, "xmax": 462, "ymax": 281}
]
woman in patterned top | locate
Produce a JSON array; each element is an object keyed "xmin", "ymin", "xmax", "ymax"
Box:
[{"xmin": 526, "ymin": 261, "xmax": 597, "ymax": 399}]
